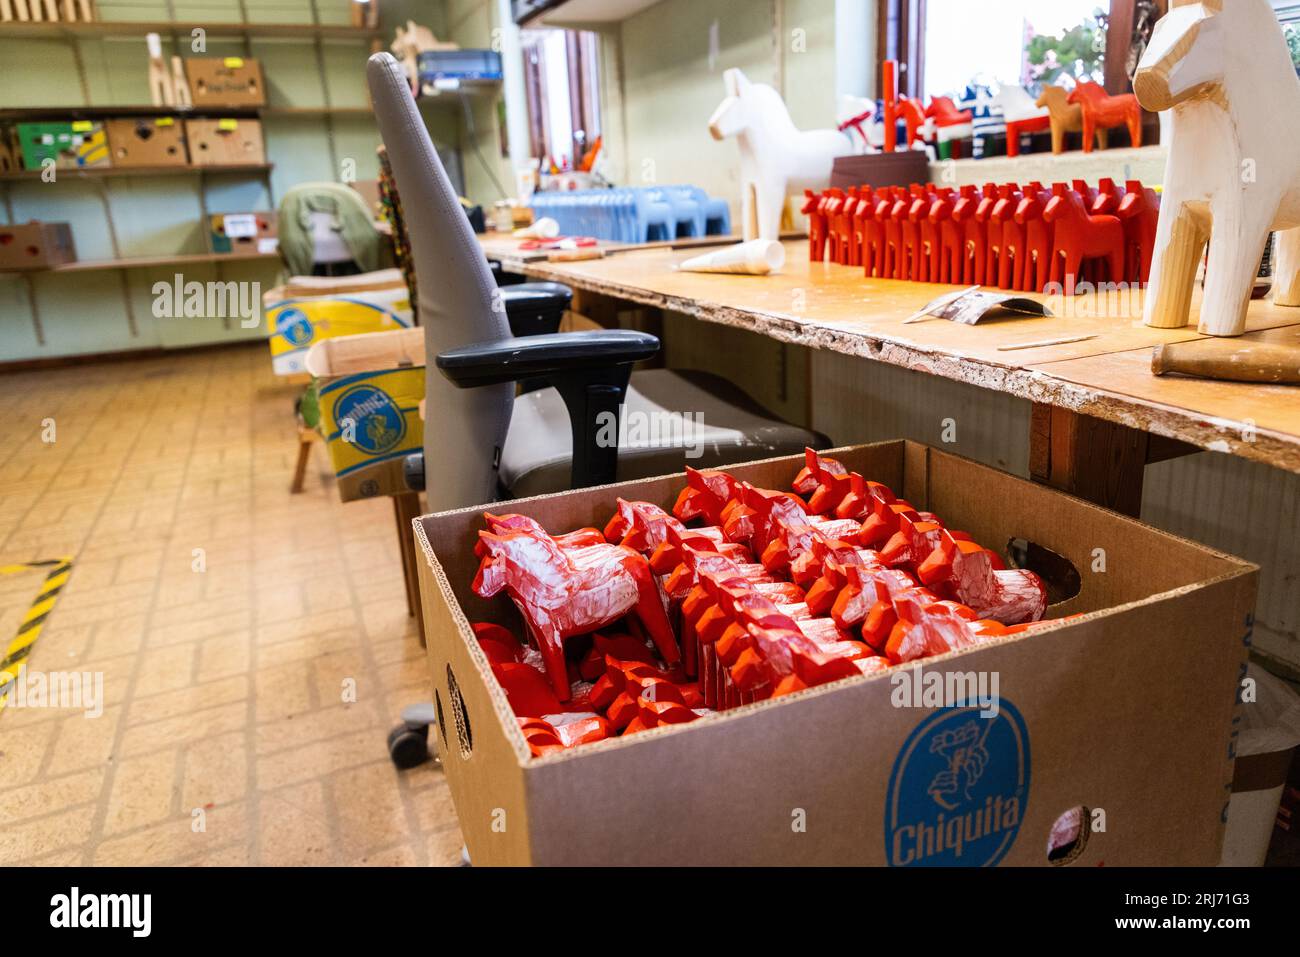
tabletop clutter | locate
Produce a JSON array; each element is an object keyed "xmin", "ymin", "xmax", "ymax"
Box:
[{"xmin": 467, "ymin": 448, "xmax": 1055, "ymax": 757}]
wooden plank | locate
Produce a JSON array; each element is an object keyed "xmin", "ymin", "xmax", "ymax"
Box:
[{"xmin": 1030, "ymin": 404, "xmax": 1148, "ymax": 516}]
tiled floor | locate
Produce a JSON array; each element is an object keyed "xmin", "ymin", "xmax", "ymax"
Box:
[{"xmin": 0, "ymin": 344, "xmax": 463, "ymax": 866}]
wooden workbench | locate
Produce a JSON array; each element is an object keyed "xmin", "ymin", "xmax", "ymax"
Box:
[{"xmin": 505, "ymin": 239, "xmax": 1300, "ymax": 514}]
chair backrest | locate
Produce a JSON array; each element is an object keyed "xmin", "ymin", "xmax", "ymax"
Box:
[{"xmin": 367, "ymin": 52, "xmax": 513, "ymax": 511}]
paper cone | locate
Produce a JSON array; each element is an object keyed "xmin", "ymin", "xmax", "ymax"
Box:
[
  {"xmin": 514, "ymin": 217, "xmax": 560, "ymax": 239},
  {"xmin": 678, "ymin": 239, "xmax": 785, "ymax": 275}
]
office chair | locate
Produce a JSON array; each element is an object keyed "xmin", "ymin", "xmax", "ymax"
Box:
[{"xmin": 366, "ymin": 52, "xmax": 829, "ymax": 767}]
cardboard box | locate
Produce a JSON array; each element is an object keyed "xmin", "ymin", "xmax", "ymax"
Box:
[
  {"xmin": 0, "ymin": 128, "xmax": 17, "ymax": 174},
  {"xmin": 184, "ymin": 118, "xmax": 265, "ymax": 167},
  {"xmin": 184, "ymin": 57, "xmax": 266, "ymax": 107},
  {"xmin": 209, "ymin": 211, "xmax": 278, "ymax": 255},
  {"xmin": 105, "ymin": 117, "xmax": 188, "ymax": 167},
  {"xmin": 15, "ymin": 120, "xmax": 111, "ymax": 170},
  {"xmin": 305, "ymin": 327, "xmax": 425, "ymax": 502},
  {"xmin": 263, "ymin": 269, "xmax": 413, "ymax": 376},
  {"xmin": 0, "ymin": 221, "xmax": 77, "ymax": 270},
  {"xmin": 415, "ymin": 442, "xmax": 1258, "ymax": 866}
]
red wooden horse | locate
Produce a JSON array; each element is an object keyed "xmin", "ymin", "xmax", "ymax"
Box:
[
  {"xmin": 1043, "ymin": 183, "xmax": 1125, "ymax": 287},
  {"xmin": 850, "ymin": 187, "xmax": 875, "ymax": 269},
  {"xmin": 992, "ymin": 183, "xmax": 1027, "ymax": 290},
  {"xmin": 1014, "ymin": 182, "xmax": 1054, "ymax": 293},
  {"xmin": 1067, "ymin": 81, "xmax": 1143, "ymax": 153},
  {"xmin": 977, "ymin": 182, "xmax": 1004, "ymax": 287},
  {"xmin": 802, "ymin": 189, "xmax": 827, "ymax": 262},
  {"xmin": 1116, "ymin": 179, "xmax": 1161, "ymax": 285},
  {"xmin": 912, "ymin": 186, "xmax": 950, "ymax": 283},
  {"xmin": 473, "ymin": 527, "xmax": 679, "ymax": 699}
]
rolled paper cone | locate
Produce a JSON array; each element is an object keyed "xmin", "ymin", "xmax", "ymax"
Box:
[
  {"xmin": 678, "ymin": 239, "xmax": 786, "ymax": 275},
  {"xmin": 514, "ymin": 216, "xmax": 559, "ymax": 239}
]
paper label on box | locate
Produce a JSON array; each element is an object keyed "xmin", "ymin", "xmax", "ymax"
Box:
[
  {"xmin": 223, "ymin": 214, "xmax": 258, "ymax": 239},
  {"xmin": 156, "ymin": 117, "xmax": 174, "ymax": 126},
  {"xmin": 224, "ymin": 57, "xmax": 245, "ymax": 68},
  {"xmin": 884, "ymin": 700, "xmax": 1030, "ymax": 867},
  {"xmin": 218, "ymin": 119, "xmax": 239, "ymax": 132},
  {"xmin": 71, "ymin": 121, "xmax": 93, "ymax": 133},
  {"xmin": 256, "ymin": 237, "xmax": 279, "ymax": 254}
]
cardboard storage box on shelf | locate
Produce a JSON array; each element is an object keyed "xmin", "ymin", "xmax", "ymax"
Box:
[
  {"xmin": 184, "ymin": 118, "xmax": 265, "ymax": 167},
  {"xmin": 105, "ymin": 117, "xmax": 188, "ymax": 167},
  {"xmin": 304, "ymin": 327, "xmax": 425, "ymax": 502},
  {"xmin": 208, "ymin": 211, "xmax": 278, "ymax": 255},
  {"xmin": 184, "ymin": 57, "xmax": 266, "ymax": 107},
  {"xmin": 0, "ymin": 129, "xmax": 17, "ymax": 174},
  {"xmin": 415, "ymin": 441, "xmax": 1258, "ymax": 866},
  {"xmin": 0, "ymin": 222, "xmax": 77, "ymax": 270},
  {"xmin": 263, "ymin": 269, "xmax": 413, "ymax": 376},
  {"xmin": 15, "ymin": 120, "xmax": 110, "ymax": 169}
]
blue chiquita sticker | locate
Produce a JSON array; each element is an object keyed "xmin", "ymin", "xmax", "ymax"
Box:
[
  {"xmin": 885, "ymin": 700, "xmax": 1030, "ymax": 866},
  {"xmin": 333, "ymin": 384, "xmax": 407, "ymax": 455},
  {"xmin": 277, "ymin": 308, "xmax": 314, "ymax": 347}
]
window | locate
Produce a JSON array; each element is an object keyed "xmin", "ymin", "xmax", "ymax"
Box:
[
  {"xmin": 923, "ymin": 1, "xmax": 1111, "ymax": 99},
  {"xmin": 1274, "ymin": 2, "xmax": 1300, "ymax": 69},
  {"xmin": 520, "ymin": 28, "xmax": 602, "ymax": 172}
]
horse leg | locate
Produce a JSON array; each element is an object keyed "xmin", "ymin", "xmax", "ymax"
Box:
[
  {"xmin": 1200, "ymin": 201, "xmax": 1273, "ymax": 336},
  {"xmin": 1096, "ymin": 126, "xmax": 1109, "ymax": 152},
  {"xmin": 1144, "ymin": 201, "xmax": 1208, "ymax": 329},
  {"xmin": 756, "ymin": 176, "xmax": 786, "ymax": 242},
  {"xmin": 1128, "ymin": 107, "xmax": 1142, "ymax": 148},
  {"xmin": 1050, "ymin": 119, "xmax": 1065, "ymax": 155},
  {"xmin": 1081, "ymin": 112, "xmax": 1095, "ymax": 154},
  {"xmin": 625, "ymin": 558, "xmax": 681, "ymax": 665},
  {"xmin": 1272, "ymin": 228, "xmax": 1300, "ymax": 306},
  {"xmin": 742, "ymin": 181, "xmax": 758, "ymax": 242},
  {"xmin": 530, "ymin": 619, "xmax": 571, "ymax": 700}
]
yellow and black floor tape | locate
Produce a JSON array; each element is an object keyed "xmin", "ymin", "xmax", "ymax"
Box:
[{"xmin": 0, "ymin": 558, "xmax": 74, "ymax": 711}]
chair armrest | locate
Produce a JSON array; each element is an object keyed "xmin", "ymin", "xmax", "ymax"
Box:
[
  {"xmin": 435, "ymin": 330, "xmax": 659, "ymax": 388},
  {"xmin": 435, "ymin": 330, "xmax": 661, "ymax": 488},
  {"xmin": 501, "ymin": 281, "xmax": 573, "ymax": 337}
]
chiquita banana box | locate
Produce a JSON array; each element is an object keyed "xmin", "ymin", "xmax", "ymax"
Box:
[
  {"xmin": 264, "ymin": 272, "xmax": 412, "ymax": 376},
  {"xmin": 305, "ymin": 328, "xmax": 425, "ymax": 503}
]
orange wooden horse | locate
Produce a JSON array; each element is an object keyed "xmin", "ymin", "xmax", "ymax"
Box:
[{"xmin": 1067, "ymin": 81, "xmax": 1143, "ymax": 153}]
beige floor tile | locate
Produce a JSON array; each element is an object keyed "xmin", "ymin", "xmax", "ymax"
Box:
[
  {"xmin": 104, "ymin": 749, "xmax": 179, "ymax": 835},
  {"xmin": 257, "ymin": 782, "xmax": 337, "ymax": 866}
]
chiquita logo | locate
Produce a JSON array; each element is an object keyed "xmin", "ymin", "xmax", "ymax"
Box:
[
  {"xmin": 334, "ymin": 385, "xmax": 406, "ymax": 455},
  {"xmin": 885, "ymin": 701, "xmax": 1030, "ymax": 867},
  {"xmin": 277, "ymin": 308, "xmax": 313, "ymax": 346}
]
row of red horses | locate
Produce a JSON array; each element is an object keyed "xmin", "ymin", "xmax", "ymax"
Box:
[{"xmin": 803, "ymin": 178, "xmax": 1161, "ymax": 292}]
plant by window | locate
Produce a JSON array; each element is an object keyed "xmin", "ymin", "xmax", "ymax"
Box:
[{"xmin": 1024, "ymin": 8, "xmax": 1107, "ymax": 91}]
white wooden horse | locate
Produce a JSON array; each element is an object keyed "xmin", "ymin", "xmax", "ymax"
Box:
[
  {"xmin": 1135, "ymin": 0, "xmax": 1300, "ymax": 335},
  {"xmin": 837, "ymin": 94, "xmax": 885, "ymax": 154},
  {"xmin": 709, "ymin": 68, "xmax": 854, "ymax": 241}
]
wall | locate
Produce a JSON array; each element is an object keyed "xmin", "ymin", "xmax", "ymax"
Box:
[
  {"xmin": 0, "ymin": 0, "xmax": 460, "ymax": 364},
  {"xmin": 606, "ymin": 0, "xmax": 837, "ymax": 222}
]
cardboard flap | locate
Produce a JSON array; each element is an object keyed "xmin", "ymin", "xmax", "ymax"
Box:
[{"xmin": 304, "ymin": 327, "xmax": 426, "ymax": 378}]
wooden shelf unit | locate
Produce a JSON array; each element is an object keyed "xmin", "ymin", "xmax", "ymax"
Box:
[{"xmin": 0, "ymin": 163, "xmax": 273, "ymax": 182}]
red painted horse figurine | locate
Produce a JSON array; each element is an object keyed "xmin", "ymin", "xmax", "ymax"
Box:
[
  {"xmin": 1043, "ymin": 183, "xmax": 1125, "ymax": 287},
  {"xmin": 473, "ymin": 526, "xmax": 679, "ymax": 699},
  {"xmin": 1067, "ymin": 81, "xmax": 1142, "ymax": 153}
]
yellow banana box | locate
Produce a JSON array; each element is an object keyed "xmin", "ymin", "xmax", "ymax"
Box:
[
  {"xmin": 264, "ymin": 274, "xmax": 412, "ymax": 376},
  {"xmin": 306, "ymin": 328, "xmax": 425, "ymax": 503}
]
